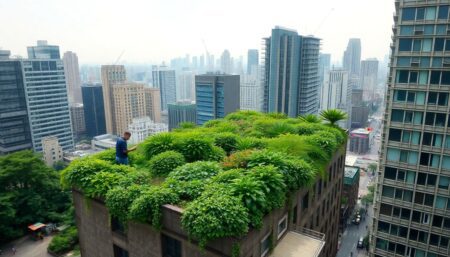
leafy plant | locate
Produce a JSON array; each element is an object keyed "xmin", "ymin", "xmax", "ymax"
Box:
[
  {"xmin": 148, "ymin": 151, "xmax": 185, "ymax": 177},
  {"xmin": 213, "ymin": 132, "xmax": 239, "ymax": 155},
  {"xmin": 176, "ymin": 136, "xmax": 216, "ymax": 162},
  {"xmin": 48, "ymin": 226, "xmax": 78, "ymax": 254},
  {"xmin": 167, "ymin": 161, "xmax": 222, "ymax": 182},
  {"xmin": 298, "ymin": 114, "xmax": 321, "ymax": 123},
  {"xmin": 319, "ymin": 109, "xmax": 348, "ymax": 126},
  {"xmin": 141, "ymin": 133, "xmax": 177, "ymax": 159},
  {"xmin": 105, "ymin": 185, "xmax": 145, "ymax": 220}
]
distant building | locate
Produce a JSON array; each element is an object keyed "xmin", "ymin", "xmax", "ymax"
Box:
[
  {"xmin": 111, "ymin": 82, "xmax": 148, "ymax": 135},
  {"xmin": 63, "ymin": 51, "xmax": 82, "ymax": 104},
  {"xmin": 177, "ymin": 70, "xmax": 195, "ymax": 101},
  {"xmin": 81, "ymin": 83, "xmax": 106, "ymax": 138},
  {"xmin": 70, "ymin": 103, "xmax": 86, "ymax": 138},
  {"xmin": 320, "ymin": 69, "xmax": 351, "ymax": 128},
  {"xmin": 128, "ymin": 117, "xmax": 168, "ymax": 145},
  {"xmin": 168, "ymin": 102, "xmax": 197, "ymax": 130},
  {"xmin": 0, "ymin": 50, "xmax": 33, "ymax": 155},
  {"xmin": 342, "ymin": 38, "xmax": 361, "ymax": 80},
  {"xmin": 101, "ymin": 65, "xmax": 127, "ymax": 135},
  {"xmin": 349, "ymin": 128, "xmax": 373, "ymax": 154},
  {"xmin": 240, "ymin": 75, "xmax": 261, "ymax": 111},
  {"xmin": 42, "ymin": 136, "xmax": 63, "ymax": 166},
  {"xmin": 195, "ymin": 74, "xmax": 240, "ymax": 125},
  {"xmin": 91, "ymin": 134, "xmax": 117, "ymax": 151},
  {"xmin": 351, "ymin": 89, "xmax": 369, "ymax": 128},
  {"xmin": 144, "ymin": 87, "xmax": 162, "ymax": 123},
  {"xmin": 152, "ymin": 65, "xmax": 176, "ymax": 111},
  {"xmin": 263, "ymin": 27, "xmax": 320, "ymax": 116},
  {"xmin": 340, "ymin": 166, "xmax": 360, "ymax": 231},
  {"xmin": 247, "ymin": 49, "xmax": 259, "ymax": 75},
  {"xmin": 319, "ymin": 53, "xmax": 331, "ymax": 86},
  {"xmin": 24, "ymin": 41, "xmax": 74, "ymax": 152},
  {"xmin": 220, "ymin": 50, "xmax": 232, "ymax": 74},
  {"xmin": 360, "ymin": 58, "xmax": 379, "ymax": 101}
]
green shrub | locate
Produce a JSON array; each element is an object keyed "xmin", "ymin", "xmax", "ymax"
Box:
[
  {"xmin": 105, "ymin": 185, "xmax": 146, "ymax": 220},
  {"xmin": 182, "ymin": 188, "xmax": 249, "ymax": 247},
  {"xmin": 163, "ymin": 178, "xmax": 206, "ymax": 201},
  {"xmin": 141, "ymin": 133, "xmax": 177, "ymax": 159},
  {"xmin": 304, "ymin": 132, "xmax": 338, "ymax": 157},
  {"xmin": 213, "ymin": 133, "xmax": 239, "ymax": 154},
  {"xmin": 205, "ymin": 146, "xmax": 226, "ymax": 162},
  {"xmin": 175, "ymin": 136, "xmax": 215, "ymax": 162},
  {"xmin": 48, "ymin": 226, "xmax": 78, "ymax": 254},
  {"xmin": 83, "ymin": 171, "xmax": 126, "ymax": 198},
  {"xmin": 129, "ymin": 186, "xmax": 179, "ymax": 228},
  {"xmin": 211, "ymin": 169, "xmax": 245, "ymax": 184},
  {"xmin": 222, "ymin": 150, "xmax": 253, "ymax": 169},
  {"xmin": 148, "ymin": 151, "xmax": 186, "ymax": 177},
  {"xmin": 283, "ymin": 159, "xmax": 317, "ymax": 191},
  {"xmin": 168, "ymin": 161, "xmax": 222, "ymax": 182},
  {"xmin": 236, "ymin": 137, "xmax": 267, "ymax": 150},
  {"xmin": 253, "ymin": 119, "xmax": 296, "ymax": 138},
  {"xmin": 294, "ymin": 123, "xmax": 319, "ymax": 135},
  {"xmin": 61, "ymin": 159, "xmax": 112, "ymax": 189},
  {"xmin": 247, "ymin": 166, "xmax": 286, "ymax": 211},
  {"xmin": 92, "ymin": 148, "xmax": 116, "ymax": 164}
]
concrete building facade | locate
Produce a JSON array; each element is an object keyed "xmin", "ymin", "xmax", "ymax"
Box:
[
  {"xmin": 128, "ymin": 117, "xmax": 168, "ymax": 145},
  {"xmin": 349, "ymin": 128, "xmax": 373, "ymax": 154},
  {"xmin": 195, "ymin": 74, "xmax": 240, "ymax": 125},
  {"xmin": 343, "ymin": 38, "xmax": 361, "ymax": 81},
  {"xmin": 360, "ymin": 58, "xmax": 379, "ymax": 101},
  {"xmin": 247, "ymin": 49, "xmax": 259, "ymax": 75},
  {"xmin": 167, "ymin": 102, "xmax": 197, "ymax": 131},
  {"xmin": 0, "ymin": 50, "xmax": 33, "ymax": 155},
  {"xmin": 70, "ymin": 103, "xmax": 86, "ymax": 138},
  {"xmin": 144, "ymin": 87, "xmax": 162, "ymax": 123},
  {"xmin": 152, "ymin": 65, "xmax": 176, "ymax": 111},
  {"xmin": 101, "ymin": 65, "xmax": 127, "ymax": 135},
  {"xmin": 263, "ymin": 27, "xmax": 320, "ymax": 117},
  {"xmin": 371, "ymin": 1, "xmax": 450, "ymax": 257},
  {"xmin": 41, "ymin": 136, "xmax": 63, "ymax": 166},
  {"xmin": 63, "ymin": 51, "xmax": 82, "ymax": 104},
  {"xmin": 320, "ymin": 69, "xmax": 351, "ymax": 128}
]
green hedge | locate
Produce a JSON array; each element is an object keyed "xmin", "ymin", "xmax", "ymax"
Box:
[
  {"xmin": 148, "ymin": 151, "xmax": 185, "ymax": 177},
  {"xmin": 48, "ymin": 226, "xmax": 78, "ymax": 254}
]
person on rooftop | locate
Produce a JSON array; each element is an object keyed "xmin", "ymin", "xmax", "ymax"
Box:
[{"xmin": 115, "ymin": 131, "xmax": 137, "ymax": 165}]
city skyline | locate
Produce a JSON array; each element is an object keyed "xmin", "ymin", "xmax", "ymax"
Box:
[{"xmin": 0, "ymin": 0, "xmax": 393, "ymax": 64}]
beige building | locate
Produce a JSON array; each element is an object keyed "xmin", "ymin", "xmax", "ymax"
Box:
[
  {"xmin": 112, "ymin": 82, "xmax": 148, "ymax": 135},
  {"xmin": 41, "ymin": 136, "xmax": 63, "ymax": 166},
  {"xmin": 144, "ymin": 87, "xmax": 161, "ymax": 122},
  {"xmin": 101, "ymin": 65, "xmax": 126, "ymax": 135},
  {"xmin": 70, "ymin": 103, "xmax": 86, "ymax": 137},
  {"xmin": 63, "ymin": 51, "xmax": 82, "ymax": 104}
]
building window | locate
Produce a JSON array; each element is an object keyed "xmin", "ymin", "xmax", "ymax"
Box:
[
  {"xmin": 111, "ymin": 217, "xmax": 126, "ymax": 235},
  {"xmin": 161, "ymin": 234, "xmax": 182, "ymax": 257},
  {"xmin": 292, "ymin": 205, "xmax": 298, "ymax": 224},
  {"xmin": 113, "ymin": 245, "xmax": 129, "ymax": 257},
  {"xmin": 260, "ymin": 232, "xmax": 271, "ymax": 257},
  {"xmin": 277, "ymin": 214, "xmax": 288, "ymax": 239}
]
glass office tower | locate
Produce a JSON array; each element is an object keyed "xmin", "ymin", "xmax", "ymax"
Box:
[{"xmin": 371, "ymin": 1, "xmax": 450, "ymax": 257}]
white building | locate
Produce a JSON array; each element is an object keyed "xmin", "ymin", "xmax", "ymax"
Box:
[
  {"xmin": 360, "ymin": 58, "xmax": 379, "ymax": 101},
  {"xmin": 240, "ymin": 74, "xmax": 262, "ymax": 111},
  {"xmin": 128, "ymin": 117, "xmax": 168, "ymax": 145},
  {"xmin": 177, "ymin": 70, "xmax": 195, "ymax": 102},
  {"xmin": 91, "ymin": 134, "xmax": 117, "ymax": 151},
  {"xmin": 320, "ymin": 69, "xmax": 351, "ymax": 128},
  {"xmin": 42, "ymin": 136, "xmax": 63, "ymax": 166}
]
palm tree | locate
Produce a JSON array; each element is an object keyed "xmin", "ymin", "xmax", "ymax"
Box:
[
  {"xmin": 319, "ymin": 109, "xmax": 348, "ymax": 126},
  {"xmin": 368, "ymin": 163, "xmax": 377, "ymax": 175},
  {"xmin": 298, "ymin": 114, "xmax": 321, "ymax": 123}
]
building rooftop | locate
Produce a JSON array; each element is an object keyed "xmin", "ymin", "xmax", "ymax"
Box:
[
  {"xmin": 344, "ymin": 165, "xmax": 360, "ymax": 185},
  {"xmin": 270, "ymin": 229, "xmax": 325, "ymax": 257},
  {"xmin": 63, "ymin": 111, "xmax": 346, "ymax": 252},
  {"xmin": 350, "ymin": 128, "xmax": 372, "ymax": 135}
]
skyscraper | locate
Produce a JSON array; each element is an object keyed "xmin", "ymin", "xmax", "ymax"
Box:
[
  {"xmin": 240, "ymin": 75, "xmax": 262, "ymax": 111},
  {"xmin": 23, "ymin": 41, "xmax": 74, "ymax": 152},
  {"xmin": 152, "ymin": 65, "xmax": 176, "ymax": 111},
  {"xmin": 101, "ymin": 65, "xmax": 126, "ymax": 135},
  {"xmin": 371, "ymin": 2, "xmax": 450, "ymax": 257},
  {"xmin": 195, "ymin": 74, "xmax": 240, "ymax": 125},
  {"xmin": 319, "ymin": 53, "xmax": 331, "ymax": 86},
  {"xmin": 343, "ymin": 38, "xmax": 361, "ymax": 78},
  {"xmin": 247, "ymin": 49, "xmax": 259, "ymax": 75},
  {"xmin": 63, "ymin": 51, "xmax": 82, "ymax": 104},
  {"xmin": 0, "ymin": 50, "xmax": 32, "ymax": 155},
  {"xmin": 70, "ymin": 103, "xmax": 86, "ymax": 138},
  {"xmin": 144, "ymin": 87, "xmax": 161, "ymax": 123},
  {"xmin": 177, "ymin": 70, "xmax": 195, "ymax": 101},
  {"xmin": 360, "ymin": 58, "xmax": 379, "ymax": 101},
  {"xmin": 320, "ymin": 69, "xmax": 351, "ymax": 128},
  {"xmin": 263, "ymin": 26, "xmax": 321, "ymax": 117},
  {"xmin": 81, "ymin": 83, "xmax": 106, "ymax": 138},
  {"xmin": 220, "ymin": 50, "xmax": 232, "ymax": 74},
  {"xmin": 168, "ymin": 101, "xmax": 197, "ymax": 131}
]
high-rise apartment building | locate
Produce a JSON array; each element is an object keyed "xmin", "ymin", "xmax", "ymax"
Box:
[
  {"xmin": 41, "ymin": 136, "xmax": 63, "ymax": 167},
  {"xmin": 144, "ymin": 87, "xmax": 162, "ymax": 123},
  {"xmin": 320, "ymin": 69, "xmax": 351, "ymax": 128},
  {"xmin": 63, "ymin": 51, "xmax": 82, "ymax": 104},
  {"xmin": 319, "ymin": 53, "xmax": 331, "ymax": 86},
  {"xmin": 351, "ymin": 89, "xmax": 369, "ymax": 128},
  {"xmin": 111, "ymin": 82, "xmax": 147, "ymax": 135},
  {"xmin": 0, "ymin": 50, "xmax": 32, "ymax": 154},
  {"xmin": 360, "ymin": 58, "xmax": 379, "ymax": 101},
  {"xmin": 240, "ymin": 74, "xmax": 262, "ymax": 111},
  {"xmin": 371, "ymin": 2, "xmax": 450, "ymax": 257},
  {"xmin": 220, "ymin": 49, "xmax": 232, "ymax": 74},
  {"xmin": 152, "ymin": 65, "xmax": 176, "ymax": 111},
  {"xmin": 81, "ymin": 83, "xmax": 106, "ymax": 138},
  {"xmin": 343, "ymin": 38, "xmax": 362, "ymax": 79},
  {"xmin": 195, "ymin": 74, "xmax": 240, "ymax": 125},
  {"xmin": 70, "ymin": 103, "xmax": 86, "ymax": 138},
  {"xmin": 168, "ymin": 101, "xmax": 197, "ymax": 131},
  {"xmin": 23, "ymin": 41, "xmax": 74, "ymax": 152},
  {"xmin": 101, "ymin": 65, "xmax": 126, "ymax": 135},
  {"xmin": 263, "ymin": 26, "xmax": 320, "ymax": 117},
  {"xmin": 247, "ymin": 49, "xmax": 259, "ymax": 75},
  {"xmin": 128, "ymin": 117, "xmax": 167, "ymax": 145},
  {"xmin": 177, "ymin": 70, "xmax": 195, "ymax": 101}
]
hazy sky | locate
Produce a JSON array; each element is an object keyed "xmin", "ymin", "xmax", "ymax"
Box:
[{"xmin": 0, "ymin": 0, "xmax": 394, "ymax": 64}]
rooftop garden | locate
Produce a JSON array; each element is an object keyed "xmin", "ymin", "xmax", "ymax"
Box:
[{"xmin": 61, "ymin": 110, "xmax": 347, "ymax": 248}]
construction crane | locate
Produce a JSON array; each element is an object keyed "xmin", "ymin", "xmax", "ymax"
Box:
[
  {"xmin": 314, "ymin": 8, "xmax": 335, "ymax": 34},
  {"xmin": 113, "ymin": 50, "xmax": 125, "ymax": 65}
]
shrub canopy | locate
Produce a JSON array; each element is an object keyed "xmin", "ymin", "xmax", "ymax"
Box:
[{"xmin": 62, "ymin": 110, "xmax": 346, "ymax": 247}]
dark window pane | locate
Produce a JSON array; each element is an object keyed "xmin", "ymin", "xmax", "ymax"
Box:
[
  {"xmin": 380, "ymin": 203, "xmax": 393, "ymax": 216},
  {"xmin": 444, "ymin": 218, "xmax": 450, "ymax": 229},
  {"xmin": 396, "ymin": 243, "xmax": 405, "ymax": 255},
  {"xmin": 425, "ymin": 194, "xmax": 434, "ymax": 206},
  {"xmin": 441, "ymin": 71, "xmax": 450, "ymax": 85},
  {"xmin": 113, "ymin": 245, "xmax": 129, "ymax": 257},
  {"xmin": 425, "ymin": 113, "xmax": 435, "ymax": 125},
  {"xmin": 436, "ymin": 113, "xmax": 446, "ymax": 126},
  {"xmin": 438, "ymin": 5, "xmax": 449, "ymax": 19},
  {"xmin": 423, "ymin": 132, "xmax": 432, "ymax": 145},
  {"xmin": 391, "ymin": 110, "xmax": 404, "ymax": 122},
  {"xmin": 427, "ymin": 174, "xmax": 437, "ymax": 186},
  {"xmin": 412, "ymin": 211, "xmax": 421, "ymax": 222},
  {"xmin": 162, "ymin": 234, "xmax": 182, "ymax": 257},
  {"xmin": 407, "ymin": 91, "xmax": 416, "ymax": 102},
  {"xmin": 446, "ymin": 40, "xmax": 450, "ymax": 51},
  {"xmin": 438, "ymin": 93, "xmax": 448, "ymax": 105},
  {"xmin": 435, "ymin": 38, "xmax": 445, "ymax": 51},
  {"xmin": 417, "ymin": 173, "xmax": 427, "ymax": 185},
  {"xmin": 410, "ymin": 229, "xmax": 418, "ymax": 240},
  {"xmin": 415, "ymin": 192, "xmax": 424, "ymax": 204},
  {"xmin": 428, "ymin": 92, "xmax": 438, "ymax": 104},
  {"xmin": 402, "ymin": 8, "xmax": 416, "ymax": 21},
  {"xmin": 416, "ymin": 8, "xmax": 425, "ymax": 20},
  {"xmin": 413, "ymin": 40, "xmax": 422, "ymax": 52},
  {"xmin": 398, "ymin": 70, "xmax": 409, "ymax": 83},
  {"xmin": 399, "ymin": 39, "xmax": 413, "ymax": 51},
  {"xmin": 433, "ymin": 215, "xmax": 443, "ymax": 227},
  {"xmin": 430, "ymin": 234, "xmax": 440, "ymax": 246},
  {"xmin": 400, "ymin": 208, "xmax": 410, "ymax": 220},
  {"xmin": 396, "ymin": 90, "xmax": 407, "ymax": 101},
  {"xmin": 389, "ymin": 129, "xmax": 402, "ymax": 142},
  {"xmin": 431, "ymin": 71, "xmax": 441, "ymax": 84},
  {"xmin": 420, "ymin": 153, "xmax": 430, "ymax": 166}
]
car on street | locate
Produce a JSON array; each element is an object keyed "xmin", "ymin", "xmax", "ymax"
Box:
[{"xmin": 357, "ymin": 237, "xmax": 364, "ymax": 248}]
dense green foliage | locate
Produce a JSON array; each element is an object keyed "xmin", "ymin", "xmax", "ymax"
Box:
[
  {"xmin": 48, "ymin": 226, "xmax": 78, "ymax": 254},
  {"xmin": 62, "ymin": 110, "xmax": 346, "ymax": 248},
  {"xmin": 319, "ymin": 109, "xmax": 348, "ymax": 126},
  {"xmin": 148, "ymin": 151, "xmax": 185, "ymax": 176},
  {"xmin": 0, "ymin": 150, "xmax": 70, "ymax": 243}
]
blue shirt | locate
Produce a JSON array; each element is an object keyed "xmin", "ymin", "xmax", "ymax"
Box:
[{"xmin": 116, "ymin": 137, "xmax": 128, "ymax": 158}]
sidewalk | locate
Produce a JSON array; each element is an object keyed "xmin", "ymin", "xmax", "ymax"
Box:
[{"xmin": 1, "ymin": 235, "xmax": 53, "ymax": 257}]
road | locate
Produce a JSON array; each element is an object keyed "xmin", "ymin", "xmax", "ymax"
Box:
[{"xmin": 0, "ymin": 235, "xmax": 53, "ymax": 257}]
